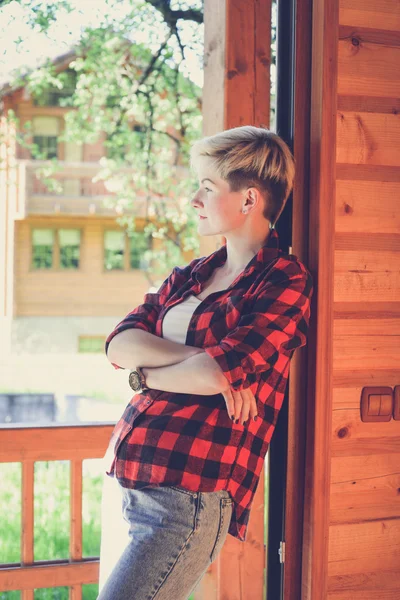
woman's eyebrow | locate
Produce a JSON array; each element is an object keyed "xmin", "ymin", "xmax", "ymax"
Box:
[{"xmin": 201, "ymin": 178, "xmax": 216, "ymax": 185}]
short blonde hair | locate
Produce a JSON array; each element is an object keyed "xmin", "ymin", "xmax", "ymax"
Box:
[{"xmin": 190, "ymin": 125, "xmax": 295, "ymax": 227}]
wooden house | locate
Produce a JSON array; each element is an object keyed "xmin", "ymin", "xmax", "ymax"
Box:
[{"xmin": 0, "ymin": 48, "xmax": 195, "ymax": 403}]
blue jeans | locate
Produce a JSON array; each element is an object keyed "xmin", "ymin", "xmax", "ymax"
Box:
[{"xmin": 98, "ymin": 475, "xmax": 233, "ymax": 599}]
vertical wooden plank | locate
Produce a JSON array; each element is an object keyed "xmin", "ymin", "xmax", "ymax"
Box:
[
  {"xmin": 70, "ymin": 460, "xmax": 83, "ymax": 600},
  {"xmin": 254, "ymin": 0, "xmax": 271, "ymax": 128},
  {"xmin": 224, "ymin": 0, "xmax": 256, "ymax": 128},
  {"xmin": 0, "ymin": 117, "xmax": 9, "ymax": 325},
  {"xmin": 224, "ymin": 0, "xmax": 271, "ymax": 129},
  {"xmin": 200, "ymin": 1, "xmax": 272, "ymax": 599},
  {"xmin": 193, "ymin": 562, "xmax": 217, "ymax": 600},
  {"xmin": 218, "ymin": 470, "xmax": 266, "ymax": 600},
  {"xmin": 70, "ymin": 460, "xmax": 83, "ymax": 561},
  {"xmin": 200, "ymin": 0, "xmax": 226, "ymax": 261},
  {"xmin": 21, "ymin": 460, "xmax": 34, "ymax": 600},
  {"xmin": 70, "ymin": 585, "xmax": 82, "ymax": 600},
  {"xmin": 301, "ymin": 0, "xmax": 338, "ymax": 598},
  {"xmin": 222, "ymin": 1, "xmax": 271, "ymax": 599},
  {"xmin": 285, "ymin": 0, "xmax": 314, "ymax": 598},
  {"xmin": 0, "ymin": 116, "xmax": 15, "ymax": 358}
]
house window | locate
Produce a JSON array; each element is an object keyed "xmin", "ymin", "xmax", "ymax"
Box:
[
  {"xmin": 129, "ymin": 232, "xmax": 152, "ymax": 269},
  {"xmin": 59, "ymin": 229, "xmax": 81, "ymax": 269},
  {"xmin": 32, "ymin": 229, "xmax": 55, "ymax": 269},
  {"xmin": 78, "ymin": 336, "xmax": 106, "ymax": 353},
  {"xmin": 31, "ymin": 117, "xmax": 60, "ymax": 160},
  {"xmin": 104, "ymin": 230, "xmax": 152, "ymax": 271},
  {"xmin": 32, "ymin": 135, "xmax": 58, "ymax": 160},
  {"xmin": 104, "ymin": 231, "xmax": 125, "ymax": 271},
  {"xmin": 31, "ymin": 228, "xmax": 81, "ymax": 270},
  {"xmin": 32, "ymin": 68, "xmax": 77, "ymax": 107}
]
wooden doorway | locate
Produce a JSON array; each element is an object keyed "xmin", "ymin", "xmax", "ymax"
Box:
[{"xmin": 198, "ymin": 1, "xmax": 313, "ymax": 598}]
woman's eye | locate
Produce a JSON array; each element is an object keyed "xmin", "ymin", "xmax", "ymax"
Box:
[{"xmin": 204, "ymin": 187, "xmax": 212, "ymax": 193}]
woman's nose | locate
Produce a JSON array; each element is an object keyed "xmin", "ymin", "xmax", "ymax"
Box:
[{"xmin": 190, "ymin": 192, "xmax": 202, "ymax": 209}]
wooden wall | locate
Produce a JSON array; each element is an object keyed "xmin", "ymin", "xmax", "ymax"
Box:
[
  {"xmin": 15, "ymin": 217, "xmax": 156, "ymax": 317},
  {"xmin": 329, "ymin": 0, "xmax": 400, "ymax": 597},
  {"xmin": 304, "ymin": 0, "xmax": 400, "ymax": 598}
]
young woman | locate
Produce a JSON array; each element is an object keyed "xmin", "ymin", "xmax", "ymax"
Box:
[{"xmin": 97, "ymin": 125, "xmax": 313, "ymax": 599}]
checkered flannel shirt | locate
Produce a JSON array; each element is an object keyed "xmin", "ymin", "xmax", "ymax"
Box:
[{"xmin": 103, "ymin": 227, "xmax": 313, "ymax": 542}]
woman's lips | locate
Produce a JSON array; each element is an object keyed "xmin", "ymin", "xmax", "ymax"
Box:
[{"xmin": 199, "ymin": 215, "xmax": 207, "ymax": 219}]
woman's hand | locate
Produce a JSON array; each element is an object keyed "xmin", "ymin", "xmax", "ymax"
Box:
[{"xmin": 221, "ymin": 387, "xmax": 258, "ymax": 425}]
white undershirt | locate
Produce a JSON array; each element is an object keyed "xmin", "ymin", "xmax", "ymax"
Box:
[{"xmin": 161, "ymin": 294, "xmax": 202, "ymax": 344}]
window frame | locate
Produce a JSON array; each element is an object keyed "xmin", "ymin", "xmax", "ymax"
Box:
[
  {"xmin": 30, "ymin": 226, "xmax": 83, "ymax": 272},
  {"xmin": 31, "ymin": 135, "xmax": 59, "ymax": 160},
  {"xmin": 31, "ymin": 68, "xmax": 78, "ymax": 107},
  {"xmin": 103, "ymin": 228, "xmax": 153, "ymax": 273},
  {"xmin": 58, "ymin": 228, "xmax": 82, "ymax": 270}
]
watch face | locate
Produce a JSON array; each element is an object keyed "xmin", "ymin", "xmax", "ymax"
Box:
[{"xmin": 129, "ymin": 371, "xmax": 142, "ymax": 391}]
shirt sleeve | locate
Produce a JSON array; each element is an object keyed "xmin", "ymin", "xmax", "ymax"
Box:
[
  {"xmin": 203, "ymin": 261, "xmax": 314, "ymax": 391},
  {"xmin": 105, "ymin": 257, "xmax": 202, "ymax": 370}
]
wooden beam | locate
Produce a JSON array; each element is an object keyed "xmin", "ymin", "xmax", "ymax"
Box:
[
  {"xmin": 0, "ymin": 560, "xmax": 99, "ymax": 591},
  {"xmin": 284, "ymin": 0, "xmax": 313, "ymax": 597},
  {"xmin": 301, "ymin": 0, "xmax": 338, "ymax": 598},
  {"xmin": 197, "ymin": 2, "xmax": 273, "ymax": 599},
  {"xmin": 0, "ymin": 423, "xmax": 114, "ymax": 462},
  {"xmin": 224, "ymin": 0, "xmax": 270, "ymax": 128}
]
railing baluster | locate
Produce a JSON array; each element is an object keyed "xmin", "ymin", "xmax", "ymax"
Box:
[
  {"xmin": 70, "ymin": 459, "xmax": 83, "ymax": 560},
  {"xmin": 70, "ymin": 460, "xmax": 83, "ymax": 600},
  {"xmin": 70, "ymin": 584, "xmax": 82, "ymax": 600},
  {"xmin": 21, "ymin": 460, "xmax": 34, "ymax": 600}
]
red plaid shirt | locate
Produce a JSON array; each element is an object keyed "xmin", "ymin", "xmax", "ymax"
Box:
[{"xmin": 104, "ymin": 227, "xmax": 313, "ymax": 542}]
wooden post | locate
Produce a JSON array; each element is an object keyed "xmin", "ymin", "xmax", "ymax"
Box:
[
  {"xmin": 195, "ymin": 2, "xmax": 273, "ymax": 599},
  {"xmin": 0, "ymin": 116, "xmax": 16, "ymax": 358}
]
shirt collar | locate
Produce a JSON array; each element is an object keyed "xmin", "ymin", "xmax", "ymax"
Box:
[{"xmin": 193, "ymin": 227, "xmax": 280, "ymax": 283}]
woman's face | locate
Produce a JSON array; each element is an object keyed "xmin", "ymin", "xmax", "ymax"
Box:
[{"xmin": 190, "ymin": 156, "xmax": 246, "ymax": 236}]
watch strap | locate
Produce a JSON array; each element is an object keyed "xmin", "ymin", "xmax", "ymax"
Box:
[{"xmin": 136, "ymin": 366, "xmax": 149, "ymax": 391}]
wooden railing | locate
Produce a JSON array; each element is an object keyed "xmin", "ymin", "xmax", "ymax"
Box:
[
  {"xmin": 12, "ymin": 160, "xmax": 188, "ymax": 219},
  {"xmin": 0, "ymin": 422, "xmax": 266, "ymax": 599},
  {"xmin": 0, "ymin": 423, "xmax": 114, "ymax": 599}
]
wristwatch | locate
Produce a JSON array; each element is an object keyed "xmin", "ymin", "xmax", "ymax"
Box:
[{"xmin": 128, "ymin": 366, "xmax": 150, "ymax": 393}]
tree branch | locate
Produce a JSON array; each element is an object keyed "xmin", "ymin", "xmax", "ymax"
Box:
[{"xmin": 145, "ymin": 0, "xmax": 203, "ymax": 26}]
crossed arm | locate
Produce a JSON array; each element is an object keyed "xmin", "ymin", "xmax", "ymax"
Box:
[
  {"xmin": 106, "ymin": 329, "xmax": 229, "ymax": 396},
  {"xmin": 107, "ymin": 329, "xmax": 259, "ymax": 424}
]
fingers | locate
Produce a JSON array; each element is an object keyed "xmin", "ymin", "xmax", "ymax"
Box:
[
  {"xmin": 220, "ymin": 388, "xmax": 243, "ymax": 422},
  {"xmin": 221, "ymin": 387, "xmax": 259, "ymax": 425},
  {"xmin": 221, "ymin": 388, "xmax": 235, "ymax": 421},
  {"xmin": 238, "ymin": 388, "xmax": 258, "ymax": 425}
]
